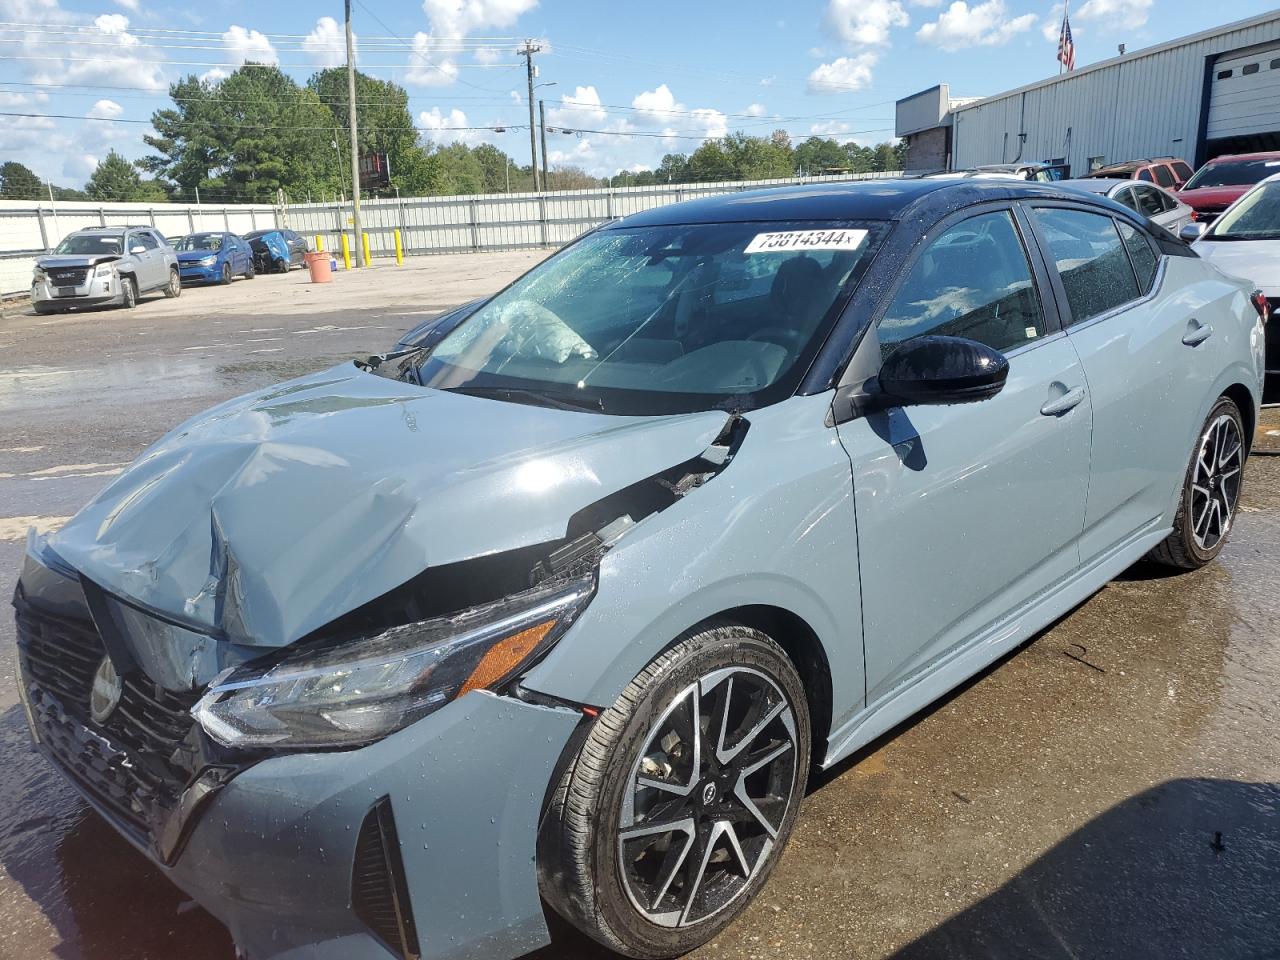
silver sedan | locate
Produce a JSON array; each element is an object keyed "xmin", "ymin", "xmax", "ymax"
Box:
[{"xmin": 1059, "ymin": 177, "xmax": 1194, "ymax": 232}]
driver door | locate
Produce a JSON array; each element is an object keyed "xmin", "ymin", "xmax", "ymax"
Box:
[{"xmin": 836, "ymin": 205, "xmax": 1093, "ymax": 704}]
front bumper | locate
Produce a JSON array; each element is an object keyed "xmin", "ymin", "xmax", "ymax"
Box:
[
  {"xmin": 31, "ymin": 271, "xmax": 123, "ymax": 308},
  {"xmin": 179, "ymin": 263, "xmax": 221, "ymax": 283},
  {"xmin": 15, "ymin": 552, "xmax": 582, "ymax": 960},
  {"xmin": 165, "ymin": 692, "xmax": 580, "ymax": 960}
]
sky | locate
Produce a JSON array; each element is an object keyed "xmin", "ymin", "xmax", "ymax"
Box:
[{"xmin": 1, "ymin": 0, "xmax": 1277, "ymax": 190}]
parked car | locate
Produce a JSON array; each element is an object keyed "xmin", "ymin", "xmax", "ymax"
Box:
[
  {"xmin": 31, "ymin": 226, "xmax": 180, "ymax": 314},
  {"xmin": 1184, "ymin": 172, "xmax": 1280, "ymax": 386},
  {"xmin": 1178, "ymin": 152, "xmax": 1280, "ymax": 223},
  {"xmin": 174, "ymin": 231, "xmax": 256, "ymax": 285},
  {"xmin": 14, "ymin": 179, "xmax": 1265, "ymax": 960},
  {"xmin": 1083, "ymin": 157, "xmax": 1194, "ymax": 189},
  {"xmin": 975, "ymin": 161, "xmax": 1071, "ymax": 181},
  {"xmin": 244, "ymin": 227, "xmax": 307, "ymax": 273},
  {"xmin": 1059, "ymin": 178, "xmax": 1194, "ymax": 232}
]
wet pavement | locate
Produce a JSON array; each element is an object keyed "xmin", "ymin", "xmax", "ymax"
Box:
[{"xmin": 1, "ymin": 258, "xmax": 1278, "ymax": 959}]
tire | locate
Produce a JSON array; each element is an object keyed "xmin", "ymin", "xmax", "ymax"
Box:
[
  {"xmin": 244, "ymin": 259, "xmax": 255, "ymax": 279},
  {"xmin": 120, "ymin": 275, "xmax": 137, "ymax": 309},
  {"xmin": 273, "ymin": 258, "xmax": 287, "ymax": 274},
  {"xmin": 220, "ymin": 262, "xmax": 232, "ymax": 285},
  {"xmin": 540, "ymin": 623, "xmax": 810, "ymax": 959},
  {"xmin": 163, "ymin": 268, "xmax": 181, "ymax": 298},
  {"xmin": 1148, "ymin": 396, "xmax": 1246, "ymax": 570}
]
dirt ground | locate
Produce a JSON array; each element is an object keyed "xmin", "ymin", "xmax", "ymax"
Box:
[{"xmin": 0, "ymin": 252, "xmax": 1277, "ymax": 960}]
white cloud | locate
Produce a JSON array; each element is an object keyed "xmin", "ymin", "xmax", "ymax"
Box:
[
  {"xmin": 63, "ymin": 153, "xmax": 99, "ymax": 181},
  {"xmin": 303, "ymin": 16, "xmax": 349, "ymax": 68},
  {"xmin": 418, "ymin": 106, "xmax": 483, "ymax": 145},
  {"xmin": 200, "ymin": 66, "xmax": 230, "ymax": 84},
  {"xmin": 631, "ymin": 83, "xmax": 678, "ymax": 122},
  {"xmin": 18, "ymin": 9, "xmax": 167, "ymax": 93},
  {"xmin": 824, "ymin": 0, "xmax": 909, "ymax": 47},
  {"xmin": 421, "ymin": 0, "xmax": 538, "ymax": 37},
  {"xmin": 473, "ymin": 45, "xmax": 503, "ymax": 64},
  {"xmin": 112, "ymin": 0, "xmax": 138, "ymax": 8},
  {"xmin": 629, "ymin": 84, "xmax": 725, "ymax": 138},
  {"xmin": 407, "ymin": 32, "xmax": 461, "ymax": 86},
  {"xmin": 744, "ymin": 103, "xmax": 767, "ymax": 117},
  {"xmin": 87, "ymin": 98, "xmax": 123, "ymax": 119},
  {"xmin": 550, "ymin": 85, "xmax": 608, "ymax": 128},
  {"xmin": 916, "ymin": 0, "xmax": 1037, "ymax": 51},
  {"xmin": 1076, "ymin": 0, "xmax": 1151, "ymax": 29},
  {"xmin": 222, "ymin": 24, "xmax": 278, "ymax": 64},
  {"xmin": 807, "ymin": 54, "xmax": 878, "ymax": 93},
  {"xmin": 85, "ymin": 99, "xmax": 128, "ymax": 142},
  {"xmin": 93, "ymin": 13, "xmax": 132, "ymax": 35}
]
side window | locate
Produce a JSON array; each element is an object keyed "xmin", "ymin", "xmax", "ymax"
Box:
[
  {"xmin": 133, "ymin": 232, "xmax": 158, "ymax": 251},
  {"xmin": 1152, "ymin": 165, "xmax": 1175, "ymax": 188},
  {"xmin": 1117, "ymin": 221, "xmax": 1159, "ymax": 294},
  {"xmin": 1171, "ymin": 160, "xmax": 1193, "ymax": 182},
  {"xmin": 1033, "ymin": 208, "xmax": 1139, "ymax": 324},
  {"xmin": 1132, "ymin": 185, "xmax": 1165, "ymax": 218},
  {"xmin": 1114, "ymin": 187, "xmax": 1140, "ymax": 213},
  {"xmin": 1137, "ymin": 168, "xmax": 1154, "ymax": 182},
  {"xmin": 878, "ymin": 210, "xmax": 1045, "ymax": 356}
]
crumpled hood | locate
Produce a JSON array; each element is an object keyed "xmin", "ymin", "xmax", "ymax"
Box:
[
  {"xmin": 49, "ymin": 364, "xmax": 729, "ymax": 650},
  {"xmin": 37, "ymin": 254, "xmax": 120, "ymax": 269}
]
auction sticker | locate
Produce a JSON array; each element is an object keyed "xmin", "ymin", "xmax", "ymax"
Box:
[{"xmin": 744, "ymin": 228, "xmax": 868, "ymax": 254}]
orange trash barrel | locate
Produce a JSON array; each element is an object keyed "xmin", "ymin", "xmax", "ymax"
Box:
[{"xmin": 304, "ymin": 250, "xmax": 333, "ymax": 283}]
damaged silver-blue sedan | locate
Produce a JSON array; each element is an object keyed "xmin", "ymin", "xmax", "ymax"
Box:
[{"xmin": 13, "ymin": 179, "xmax": 1267, "ymax": 960}]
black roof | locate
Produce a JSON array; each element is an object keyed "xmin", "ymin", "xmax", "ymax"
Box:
[{"xmin": 607, "ymin": 178, "xmax": 1096, "ymax": 227}]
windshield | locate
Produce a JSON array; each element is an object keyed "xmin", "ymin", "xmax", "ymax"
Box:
[
  {"xmin": 410, "ymin": 220, "xmax": 886, "ymax": 415},
  {"xmin": 176, "ymin": 233, "xmax": 223, "ymax": 252},
  {"xmin": 53, "ymin": 234, "xmax": 121, "ymax": 255},
  {"xmin": 243, "ymin": 230, "xmax": 268, "ymax": 240},
  {"xmin": 1184, "ymin": 158, "xmax": 1280, "ymax": 189},
  {"xmin": 1207, "ymin": 180, "xmax": 1280, "ymax": 241}
]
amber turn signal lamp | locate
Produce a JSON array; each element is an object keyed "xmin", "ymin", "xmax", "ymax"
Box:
[{"xmin": 458, "ymin": 620, "xmax": 557, "ymax": 696}]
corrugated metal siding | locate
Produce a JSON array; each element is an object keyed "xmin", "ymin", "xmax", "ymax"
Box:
[{"xmin": 952, "ymin": 13, "xmax": 1280, "ymax": 173}]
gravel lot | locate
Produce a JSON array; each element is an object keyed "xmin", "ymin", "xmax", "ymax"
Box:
[{"xmin": 1, "ymin": 251, "xmax": 1277, "ymax": 960}]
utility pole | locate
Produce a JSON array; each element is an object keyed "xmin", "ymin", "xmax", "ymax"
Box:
[
  {"xmin": 539, "ymin": 100, "xmax": 549, "ymax": 190},
  {"xmin": 345, "ymin": 0, "xmax": 364, "ymax": 266},
  {"xmin": 519, "ymin": 40, "xmax": 542, "ymax": 191}
]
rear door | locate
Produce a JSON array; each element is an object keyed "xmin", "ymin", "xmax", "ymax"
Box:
[
  {"xmin": 1027, "ymin": 203, "xmax": 1214, "ymax": 563},
  {"xmin": 838, "ymin": 205, "xmax": 1093, "ymax": 703},
  {"xmin": 128, "ymin": 230, "xmax": 161, "ymax": 290}
]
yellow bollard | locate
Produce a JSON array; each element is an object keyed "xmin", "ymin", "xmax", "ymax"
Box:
[
  {"xmin": 362, "ymin": 231, "xmax": 372, "ymax": 266},
  {"xmin": 393, "ymin": 229, "xmax": 404, "ymax": 266},
  {"xmin": 340, "ymin": 233, "xmax": 352, "ymax": 271},
  {"xmin": 314, "ymin": 235, "xmax": 324, "ymax": 253}
]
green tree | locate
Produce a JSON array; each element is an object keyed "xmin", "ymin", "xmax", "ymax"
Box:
[
  {"xmin": 686, "ymin": 139, "xmax": 735, "ymax": 182},
  {"xmin": 87, "ymin": 150, "xmax": 143, "ymax": 200},
  {"xmin": 656, "ymin": 153, "xmax": 690, "ymax": 183},
  {"xmin": 471, "ymin": 143, "xmax": 513, "ymax": 193},
  {"xmin": 795, "ymin": 137, "xmax": 849, "ymax": 175},
  {"xmin": 721, "ymin": 131, "xmax": 793, "ymax": 180},
  {"xmin": 0, "ymin": 161, "xmax": 44, "ymax": 199},
  {"xmin": 871, "ymin": 142, "xmax": 899, "ymax": 172},
  {"xmin": 145, "ymin": 65, "xmax": 335, "ymax": 202}
]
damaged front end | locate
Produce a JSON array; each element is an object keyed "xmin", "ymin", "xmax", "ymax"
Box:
[{"xmin": 13, "ymin": 381, "xmax": 749, "ymax": 872}]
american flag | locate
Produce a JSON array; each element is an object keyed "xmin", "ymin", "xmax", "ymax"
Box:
[{"xmin": 1057, "ymin": 9, "xmax": 1076, "ymax": 71}]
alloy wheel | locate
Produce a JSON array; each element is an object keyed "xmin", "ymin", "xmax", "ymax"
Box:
[
  {"xmin": 1190, "ymin": 413, "xmax": 1243, "ymax": 551},
  {"xmin": 618, "ymin": 667, "xmax": 798, "ymax": 928}
]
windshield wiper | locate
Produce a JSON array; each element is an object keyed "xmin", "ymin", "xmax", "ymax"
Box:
[{"xmin": 443, "ymin": 384, "xmax": 606, "ymax": 413}]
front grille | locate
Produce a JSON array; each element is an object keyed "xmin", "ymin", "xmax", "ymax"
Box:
[
  {"xmin": 16, "ymin": 604, "xmax": 200, "ymax": 842},
  {"xmin": 46, "ymin": 267, "xmax": 90, "ymax": 286},
  {"xmin": 353, "ymin": 798, "xmax": 421, "ymax": 960}
]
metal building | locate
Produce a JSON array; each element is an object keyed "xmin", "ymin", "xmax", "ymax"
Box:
[{"xmin": 896, "ymin": 10, "xmax": 1280, "ymax": 175}]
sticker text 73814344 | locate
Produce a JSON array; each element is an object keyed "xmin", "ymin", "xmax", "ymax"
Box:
[{"xmin": 743, "ymin": 229, "xmax": 869, "ymax": 254}]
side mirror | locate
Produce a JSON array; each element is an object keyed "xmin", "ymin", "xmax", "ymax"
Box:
[
  {"xmin": 1179, "ymin": 222, "xmax": 1207, "ymax": 242},
  {"xmin": 130, "ymin": 245, "xmax": 146, "ymax": 255},
  {"xmin": 877, "ymin": 335, "xmax": 1010, "ymax": 407}
]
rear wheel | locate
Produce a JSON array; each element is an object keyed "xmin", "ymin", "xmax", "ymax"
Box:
[
  {"xmin": 273, "ymin": 257, "xmax": 287, "ymax": 274},
  {"xmin": 540, "ymin": 623, "xmax": 810, "ymax": 958},
  {"xmin": 120, "ymin": 276, "xmax": 137, "ymax": 309},
  {"xmin": 163, "ymin": 267, "xmax": 181, "ymax": 298},
  {"xmin": 244, "ymin": 258, "xmax": 255, "ymax": 279},
  {"xmin": 220, "ymin": 262, "xmax": 232, "ymax": 285},
  {"xmin": 1148, "ymin": 396, "xmax": 1245, "ymax": 569}
]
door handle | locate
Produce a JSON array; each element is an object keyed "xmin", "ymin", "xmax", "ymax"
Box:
[
  {"xmin": 1182, "ymin": 320, "xmax": 1213, "ymax": 346},
  {"xmin": 1040, "ymin": 386, "xmax": 1086, "ymax": 416}
]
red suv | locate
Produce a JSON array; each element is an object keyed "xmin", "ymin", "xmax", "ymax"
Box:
[
  {"xmin": 1178, "ymin": 151, "xmax": 1280, "ymax": 222},
  {"xmin": 1082, "ymin": 157, "xmax": 1194, "ymax": 190}
]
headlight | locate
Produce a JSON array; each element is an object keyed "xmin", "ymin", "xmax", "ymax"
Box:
[
  {"xmin": 93, "ymin": 263, "xmax": 115, "ymax": 279},
  {"xmin": 198, "ymin": 255, "xmax": 217, "ymax": 266},
  {"xmin": 193, "ymin": 577, "xmax": 593, "ymax": 749},
  {"xmin": 33, "ymin": 267, "xmax": 46, "ymax": 282}
]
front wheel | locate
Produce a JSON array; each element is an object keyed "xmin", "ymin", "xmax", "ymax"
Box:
[
  {"xmin": 540, "ymin": 623, "xmax": 810, "ymax": 958},
  {"xmin": 1148, "ymin": 396, "xmax": 1246, "ymax": 569},
  {"xmin": 120, "ymin": 275, "xmax": 137, "ymax": 309},
  {"xmin": 273, "ymin": 258, "xmax": 287, "ymax": 274},
  {"xmin": 220, "ymin": 262, "xmax": 232, "ymax": 285},
  {"xmin": 163, "ymin": 268, "xmax": 181, "ymax": 298},
  {"xmin": 244, "ymin": 258, "xmax": 255, "ymax": 279}
]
